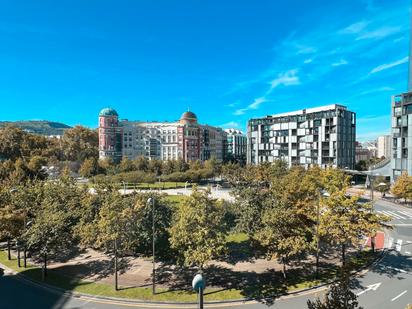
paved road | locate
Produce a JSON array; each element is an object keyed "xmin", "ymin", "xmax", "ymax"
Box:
[{"xmin": 0, "ymin": 199, "xmax": 411, "ymax": 309}]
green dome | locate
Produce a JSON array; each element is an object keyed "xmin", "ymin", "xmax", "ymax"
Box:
[{"xmin": 99, "ymin": 107, "xmax": 118, "ymax": 117}]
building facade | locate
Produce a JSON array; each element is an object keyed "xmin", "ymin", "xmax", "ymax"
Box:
[
  {"xmin": 224, "ymin": 129, "xmax": 247, "ymax": 163},
  {"xmin": 391, "ymin": 92, "xmax": 412, "ymax": 179},
  {"xmin": 355, "ymin": 141, "xmax": 375, "ymax": 163},
  {"xmin": 98, "ymin": 108, "xmax": 227, "ymax": 163},
  {"xmin": 247, "ymin": 104, "xmax": 356, "ymax": 169},
  {"xmin": 377, "ymin": 135, "xmax": 391, "ymax": 159}
]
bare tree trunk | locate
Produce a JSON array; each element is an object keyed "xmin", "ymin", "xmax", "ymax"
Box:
[
  {"xmin": 281, "ymin": 256, "xmax": 287, "ymax": 279},
  {"xmin": 42, "ymin": 252, "xmax": 47, "ymax": 281},
  {"xmin": 7, "ymin": 239, "xmax": 11, "ymax": 260},
  {"xmin": 341, "ymin": 244, "xmax": 346, "ymax": 266},
  {"xmin": 114, "ymin": 239, "xmax": 118, "ymax": 291}
]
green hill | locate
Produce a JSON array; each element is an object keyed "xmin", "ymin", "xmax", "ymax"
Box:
[{"xmin": 0, "ymin": 120, "xmax": 72, "ymax": 136}]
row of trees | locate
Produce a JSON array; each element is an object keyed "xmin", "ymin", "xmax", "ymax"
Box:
[
  {"xmin": 224, "ymin": 161, "xmax": 390, "ymax": 278},
  {"xmin": 0, "ymin": 174, "xmax": 229, "ymax": 287},
  {"xmin": 86, "ymin": 156, "xmax": 222, "ymax": 183},
  {"xmin": 0, "ymin": 161, "xmax": 390, "ymax": 293},
  {"xmin": 0, "ymin": 126, "xmax": 225, "ymax": 183}
]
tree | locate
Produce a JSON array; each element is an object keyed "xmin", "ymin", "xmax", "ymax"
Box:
[
  {"xmin": 0, "ymin": 126, "xmax": 29, "ymax": 160},
  {"xmin": 256, "ymin": 201, "xmax": 310, "ymax": 278},
  {"xmin": 392, "ymin": 172, "xmax": 412, "ymax": 203},
  {"xmin": 148, "ymin": 159, "xmax": 163, "ymax": 176},
  {"xmin": 126, "ymin": 194, "xmax": 172, "ymax": 257},
  {"xmin": 319, "ymin": 186, "xmax": 390, "ymax": 265},
  {"xmin": 255, "ymin": 166, "xmax": 319, "ymax": 278},
  {"xmin": 79, "ymin": 157, "xmax": 99, "ymax": 178},
  {"xmin": 0, "ymin": 184, "xmax": 23, "ymax": 260},
  {"xmin": 307, "ymin": 270, "xmax": 363, "ymax": 309},
  {"xmin": 133, "ymin": 156, "xmax": 149, "ymax": 172},
  {"xmin": 226, "ymin": 161, "xmax": 288, "ymax": 236},
  {"xmin": 119, "ymin": 157, "xmax": 134, "ymax": 173},
  {"xmin": 61, "ymin": 126, "xmax": 98, "ymax": 162},
  {"xmin": 27, "ymin": 156, "xmax": 47, "ymax": 179},
  {"xmin": 169, "ymin": 187, "xmax": 226, "ymax": 270},
  {"xmin": 24, "ymin": 179, "xmax": 84, "ymax": 280}
]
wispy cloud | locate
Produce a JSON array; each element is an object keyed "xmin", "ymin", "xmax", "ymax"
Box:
[
  {"xmin": 370, "ymin": 56, "xmax": 408, "ymax": 74},
  {"xmin": 356, "ymin": 26, "xmax": 401, "ymax": 40},
  {"xmin": 304, "ymin": 58, "xmax": 313, "ymax": 64},
  {"xmin": 269, "ymin": 69, "xmax": 300, "ymax": 90},
  {"xmin": 340, "ymin": 21, "xmax": 369, "ymax": 34},
  {"xmin": 225, "ymin": 101, "xmax": 239, "ymax": 108},
  {"xmin": 248, "ymin": 97, "xmax": 266, "ymax": 109},
  {"xmin": 220, "ymin": 121, "xmax": 240, "ymax": 128},
  {"xmin": 296, "ymin": 44, "xmax": 317, "ymax": 55},
  {"xmin": 233, "ymin": 108, "xmax": 247, "ymax": 115},
  {"xmin": 234, "ymin": 97, "xmax": 267, "ymax": 115},
  {"xmin": 332, "ymin": 59, "xmax": 349, "ymax": 67}
]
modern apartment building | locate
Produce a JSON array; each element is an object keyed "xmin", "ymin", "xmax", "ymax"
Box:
[
  {"xmin": 391, "ymin": 92, "xmax": 412, "ymax": 179},
  {"xmin": 247, "ymin": 104, "xmax": 356, "ymax": 169},
  {"xmin": 377, "ymin": 135, "xmax": 391, "ymax": 159},
  {"xmin": 224, "ymin": 128, "xmax": 247, "ymax": 163},
  {"xmin": 98, "ymin": 108, "xmax": 227, "ymax": 163}
]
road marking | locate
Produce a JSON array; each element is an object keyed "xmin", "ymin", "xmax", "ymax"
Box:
[
  {"xmin": 397, "ymin": 210, "xmax": 412, "ymax": 218},
  {"xmin": 396, "ymin": 239, "xmax": 403, "ymax": 252},
  {"xmin": 391, "ymin": 290, "xmax": 407, "ymax": 302},
  {"xmin": 356, "ymin": 282, "xmax": 381, "ymax": 296},
  {"xmin": 388, "ymin": 237, "xmax": 394, "ymax": 248},
  {"xmin": 379, "ymin": 210, "xmax": 398, "ymax": 219},
  {"xmin": 387, "ymin": 266, "xmax": 407, "ymax": 273},
  {"xmin": 386, "ymin": 211, "xmax": 406, "ymax": 219}
]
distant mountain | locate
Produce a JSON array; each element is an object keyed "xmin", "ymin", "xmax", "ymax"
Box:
[{"xmin": 0, "ymin": 120, "xmax": 72, "ymax": 136}]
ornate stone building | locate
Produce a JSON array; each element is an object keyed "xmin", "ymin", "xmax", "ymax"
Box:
[{"xmin": 98, "ymin": 108, "xmax": 227, "ymax": 163}]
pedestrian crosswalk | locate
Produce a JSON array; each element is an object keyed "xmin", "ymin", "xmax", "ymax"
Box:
[
  {"xmin": 377, "ymin": 209, "xmax": 412, "ymax": 220},
  {"xmin": 387, "ymin": 237, "xmax": 412, "ymax": 254}
]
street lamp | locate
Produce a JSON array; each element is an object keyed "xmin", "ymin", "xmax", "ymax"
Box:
[
  {"xmin": 192, "ymin": 274, "xmax": 206, "ymax": 309},
  {"xmin": 122, "ymin": 181, "xmax": 126, "ymax": 195},
  {"xmin": 147, "ymin": 197, "xmax": 156, "ymax": 294},
  {"xmin": 316, "ymin": 189, "xmax": 330, "ymax": 278}
]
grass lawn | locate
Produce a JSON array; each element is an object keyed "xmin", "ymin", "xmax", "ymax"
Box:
[
  {"xmin": 0, "ymin": 247, "xmax": 377, "ymax": 302},
  {"xmin": 163, "ymin": 195, "xmax": 187, "ymax": 204}
]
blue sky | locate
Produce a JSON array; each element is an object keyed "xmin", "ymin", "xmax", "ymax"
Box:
[{"xmin": 0, "ymin": 0, "xmax": 410, "ymax": 141}]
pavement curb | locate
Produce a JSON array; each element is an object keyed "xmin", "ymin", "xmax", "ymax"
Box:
[{"xmin": 0, "ymin": 249, "xmax": 386, "ymax": 306}]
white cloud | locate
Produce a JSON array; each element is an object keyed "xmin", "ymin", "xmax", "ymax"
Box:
[
  {"xmin": 270, "ymin": 69, "xmax": 300, "ymax": 90},
  {"xmin": 304, "ymin": 58, "xmax": 313, "ymax": 64},
  {"xmin": 296, "ymin": 45, "xmax": 317, "ymax": 55},
  {"xmin": 233, "ymin": 109, "xmax": 246, "ymax": 115},
  {"xmin": 340, "ymin": 21, "xmax": 369, "ymax": 34},
  {"xmin": 225, "ymin": 101, "xmax": 239, "ymax": 108},
  {"xmin": 356, "ymin": 26, "xmax": 401, "ymax": 40},
  {"xmin": 220, "ymin": 121, "xmax": 240, "ymax": 128},
  {"xmin": 332, "ymin": 59, "xmax": 348, "ymax": 67},
  {"xmin": 248, "ymin": 97, "xmax": 266, "ymax": 110},
  {"xmin": 370, "ymin": 56, "xmax": 408, "ymax": 74}
]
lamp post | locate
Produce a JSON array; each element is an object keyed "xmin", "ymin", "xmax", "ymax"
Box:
[
  {"xmin": 122, "ymin": 181, "xmax": 126, "ymax": 195},
  {"xmin": 147, "ymin": 197, "xmax": 156, "ymax": 294},
  {"xmin": 316, "ymin": 189, "xmax": 330, "ymax": 278},
  {"xmin": 192, "ymin": 274, "xmax": 205, "ymax": 309}
]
